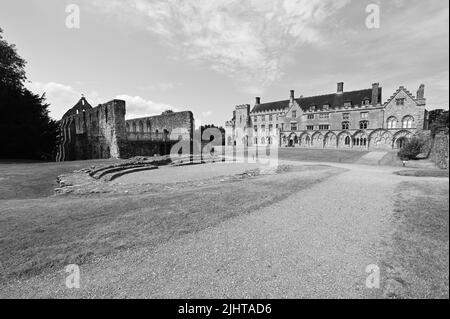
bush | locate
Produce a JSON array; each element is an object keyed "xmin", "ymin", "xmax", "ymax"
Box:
[{"xmin": 398, "ymin": 137, "xmax": 426, "ymax": 160}]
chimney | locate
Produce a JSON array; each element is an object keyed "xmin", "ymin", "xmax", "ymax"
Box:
[
  {"xmin": 337, "ymin": 82, "xmax": 344, "ymax": 94},
  {"xmin": 417, "ymin": 84, "xmax": 425, "ymax": 100},
  {"xmin": 372, "ymin": 83, "xmax": 379, "ymax": 106},
  {"xmin": 255, "ymin": 97, "xmax": 261, "ymax": 105},
  {"xmin": 290, "ymin": 90, "xmax": 295, "ymax": 103}
]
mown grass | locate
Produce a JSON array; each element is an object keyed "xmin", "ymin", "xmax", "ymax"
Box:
[
  {"xmin": 393, "ymin": 169, "xmax": 449, "ymax": 178},
  {"xmin": 278, "ymin": 147, "xmax": 369, "ymax": 163},
  {"xmin": 0, "ymin": 163, "xmax": 344, "ymax": 281},
  {"xmin": 382, "ymin": 180, "xmax": 449, "ymax": 298}
]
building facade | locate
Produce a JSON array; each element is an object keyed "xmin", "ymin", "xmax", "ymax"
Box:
[
  {"xmin": 56, "ymin": 96, "xmax": 194, "ymax": 161},
  {"xmin": 225, "ymin": 82, "xmax": 428, "ymax": 150}
]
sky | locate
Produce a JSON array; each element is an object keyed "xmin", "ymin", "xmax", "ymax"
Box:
[{"xmin": 0, "ymin": 0, "xmax": 448, "ymax": 127}]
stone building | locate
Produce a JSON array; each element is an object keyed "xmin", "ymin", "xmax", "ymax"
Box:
[
  {"xmin": 56, "ymin": 96, "xmax": 194, "ymax": 161},
  {"xmin": 225, "ymin": 82, "xmax": 429, "ymax": 150}
]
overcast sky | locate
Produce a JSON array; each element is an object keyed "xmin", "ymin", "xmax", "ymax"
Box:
[{"xmin": 0, "ymin": 0, "xmax": 448, "ymax": 126}]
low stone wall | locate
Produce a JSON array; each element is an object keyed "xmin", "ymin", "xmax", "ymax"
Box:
[{"xmin": 430, "ymin": 133, "xmax": 449, "ymax": 169}]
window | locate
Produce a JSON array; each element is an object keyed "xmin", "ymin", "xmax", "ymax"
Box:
[
  {"xmin": 353, "ymin": 137, "xmax": 367, "ymax": 146},
  {"xmin": 342, "ymin": 113, "xmax": 350, "ymax": 120},
  {"xmin": 253, "ymin": 125, "xmax": 258, "ymax": 133},
  {"xmin": 292, "ymin": 111, "xmax": 297, "ymax": 118},
  {"xmin": 262, "ymin": 115, "xmax": 266, "ymax": 122},
  {"xmin": 345, "ymin": 136, "xmax": 351, "ymax": 145},
  {"xmin": 323, "ymin": 104, "xmax": 330, "ymax": 111},
  {"xmin": 309, "ymin": 105, "xmax": 316, "ymax": 112},
  {"xmin": 306, "ymin": 125, "xmax": 314, "ymax": 131},
  {"xmin": 319, "ymin": 113, "xmax": 329, "ymax": 119},
  {"xmin": 239, "ymin": 116, "xmax": 242, "ymax": 124},
  {"xmin": 261, "ymin": 125, "xmax": 265, "ymax": 133},
  {"xmin": 342, "ymin": 121, "xmax": 350, "ymax": 130},
  {"xmin": 402, "ymin": 116, "xmax": 414, "ymax": 128},
  {"xmin": 319, "ymin": 125, "xmax": 330, "ymax": 130},
  {"xmin": 290, "ymin": 123, "xmax": 297, "ymax": 131},
  {"xmin": 276, "ymin": 124, "xmax": 279, "ymax": 129},
  {"xmin": 360, "ymin": 120, "xmax": 369, "ymax": 129},
  {"xmin": 396, "ymin": 98, "xmax": 405, "ymax": 106},
  {"xmin": 269, "ymin": 115, "xmax": 273, "ymax": 121},
  {"xmin": 387, "ymin": 116, "xmax": 398, "ymax": 129},
  {"xmin": 362, "ymin": 99, "xmax": 370, "ymax": 105},
  {"xmin": 307, "ymin": 114, "xmax": 315, "ymax": 120},
  {"xmin": 344, "ymin": 101, "xmax": 352, "ymax": 108},
  {"xmin": 254, "ymin": 116, "xmax": 257, "ymax": 122},
  {"xmin": 254, "ymin": 137, "xmax": 258, "ymax": 144},
  {"xmin": 360, "ymin": 112, "xmax": 368, "ymax": 119},
  {"xmin": 269, "ymin": 124, "xmax": 273, "ymax": 133}
]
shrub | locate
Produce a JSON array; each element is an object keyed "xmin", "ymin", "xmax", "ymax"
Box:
[{"xmin": 398, "ymin": 137, "xmax": 426, "ymax": 160}]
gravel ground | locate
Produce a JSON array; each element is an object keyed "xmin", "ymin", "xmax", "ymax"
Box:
[{"xmin": 1, "ymin": 161, "xmax": 447, "ymax": 298}]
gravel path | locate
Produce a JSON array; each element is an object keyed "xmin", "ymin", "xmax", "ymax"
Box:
[{"xmin": 2, "ymin": 162, "xmax": 442, "ymax": 298}]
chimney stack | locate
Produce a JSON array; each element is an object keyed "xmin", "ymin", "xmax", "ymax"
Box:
[
  {"xmin": 290, "ymin": 90, "xmax": 295, "ymax": 103},
  {"xmin": 372, "ymin": 83, "xmax": 379, "ymax": 106},
  {"xmin": 255, "ymin": 97, "xmax": 261, "ymax": 105},
  {"xmin": 337, "ymin": 82, "xmax": 344, "ymax": 94},
  {"xmin": 417, "ymin": 84, "xmax": 425, "ymax": 100}
]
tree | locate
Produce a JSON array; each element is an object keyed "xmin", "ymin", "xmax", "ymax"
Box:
[
  {"xmin": 0, "ymin": 28, "xmax": 26, "ymax": 89},
  {"xmin": 398, "ymin": 137, "xmax": 425, "ymax": 160},
  {"xmin": 0, "ymin": 28, "xmax": 57, "ymax": 160},
  {"xmin": 430, "ymin": 111, "xmax": 449, "ymax": 136}
]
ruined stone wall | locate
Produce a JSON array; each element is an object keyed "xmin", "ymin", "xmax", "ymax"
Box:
[
  {"xmin": 57, "ymin": 100, "xmax": 126, "ymax": 161},
  {"xmin": 126, "ymin": 111, "xmax": 194, "ymax": 141}
]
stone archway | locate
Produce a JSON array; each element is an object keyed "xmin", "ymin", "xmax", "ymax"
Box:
[
  {"xmin": 311, "ymin": 131, "xmax": 324, "ymax": 148},
  {"xmin": 323, "ymin": 132, "xmax": 337, "ymax": 148}
]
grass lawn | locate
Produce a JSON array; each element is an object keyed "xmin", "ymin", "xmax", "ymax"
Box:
[
  {"xmin": 393, "ymin": 169, "xmax": 449, "ymax": 178},
  {"xmin": 278, "ymin": 147, "xmax": 369, "ymax": 163},
  {"xmin": 0, "ymin": 163, "xmax": 343, "ymax": 281},
  {"xmin": 0, "ymin": 159, "xmax": 116, "ymax": 200},
  {"xmin": 382, "ymin": 180, "xmax": 449, "ymax": 298}
]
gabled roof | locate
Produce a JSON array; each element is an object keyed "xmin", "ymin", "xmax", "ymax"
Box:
[
  {"xmin": 383, "ymin": 86, "xmax": 416, "ymax": 106},
  {"xmin": 251, "ymin": 88, "xmax": 382, "ymax": 113},
  {"xmin": 62, "ymin": 96, "xmax": 93, "ymax": 119}
]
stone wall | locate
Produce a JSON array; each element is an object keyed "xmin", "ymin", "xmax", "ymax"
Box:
[
  {"xmin": 56, "ymin": 101, "xmax": 194, "ymax": 161},
  {"xmin": 57, "ymin": 99, "xmax": 126, "ymax": 161},
  {"xmin": 430, "ymin": 133, "xmax": 449, "ymax": 169}
]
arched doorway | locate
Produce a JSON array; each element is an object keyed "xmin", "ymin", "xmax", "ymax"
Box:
[{"xmin": 396, "ymin": 137, "xmax": 408, "ymax": 149}]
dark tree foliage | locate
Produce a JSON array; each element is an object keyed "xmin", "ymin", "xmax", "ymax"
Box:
[
  {"xmin": 0, "ymin": 28, "xmax": 57, "ymax": 160},
  {"xmin": 430, "ymin": 111, "xmax": 449, "ymax": 136},
  {"xmin": 398, "ymin": 137, "xmax": 425, "ymax": 160}
]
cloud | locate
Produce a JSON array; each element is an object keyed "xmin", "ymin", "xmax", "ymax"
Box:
[
  {"xmin": 26, "ymin": 81, "xmax": 178, "ymax": 120},
  {"xmin": 25, "ymin": 81, "xmax": 102, "ymax": 120},
  {"xmin": 89, "ymin": 0, "xmax": 351, "ymax": 93},
  {"xmin": 116, "ymin": 94, "xmax": 178, "ymax": 119}
]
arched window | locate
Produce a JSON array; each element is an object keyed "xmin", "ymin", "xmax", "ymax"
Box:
[
  {"xmin": 387, "ymin": 116, "xmax": 398, "ymax": 129},
  {"xmin": 132, "ymin": 122, "xmax": 137, "ymax": 132},
  {"xmin": 126, "ymin": 123, "xmax": 130, "ymax": 132},
  {"xmin": 138, "ymin": 121, "xmax": 144, "ymax": 133},
  {"xmin": 261, "ymin": 137, "xmax": 265, "ymax": 144},
  {"xmin": 345, "ymin": 136, "xmax": 351, "ymax": 145},
  {"xmin": 146, "ymin": 120, "xmax": 151, "ymax": 133},
  {"xmin": 402, "ymin": 116, "xmax": 414, "ymax": 129},
  {"xmin": 360, "ymin": 121, "xmax": 369, "ymax": 129},
  {"xmin": 342, "ymin": 121, "xmax": 350, "ymax": 130}
]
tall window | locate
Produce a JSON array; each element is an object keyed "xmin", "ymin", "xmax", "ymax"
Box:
[
  {"xmin": 291, "ymin": 123, "xmax": 297, "ymax": 131},
  {"xmin": 319, "ymin": 124, "xmax": 330, "ymax": 130},
  {"xmin": 360, "ymin": 121, "xmax": 369, "ymax": 129},
  {"xmin": 387, "ymin": 116, "xmax": 398, "ymax": 129},
  {"xmin": 262, "ymin": 115, "xmax": 265, "ymax": 122},
  {"xmin": 342, "ymin": 121, "xmax": 350, "ymax": 130},
  {"xmin": 402, "ymin": 116, "xmax": 414, "ymax": 128},
  {"xmin": 261, "ymin": 125, "xmax": 265, "ymax": 133},
  {"xmin": 269, "ymin": 115, "xmax": 273, "ymax": 121},
  {"xmin": 292, "ymin": 111, "xmax": 297, "ymax": 118},
  {"xmin": 254, "ymin": 125, "xmax": 258, "ymax": 133},
  {"xmin": 345, "ymin": 136, "xmax": 351, "ymax": 145},
  {"xmin": 269, "ymin": 124, "xmax": 273, "ymax": 133}
]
